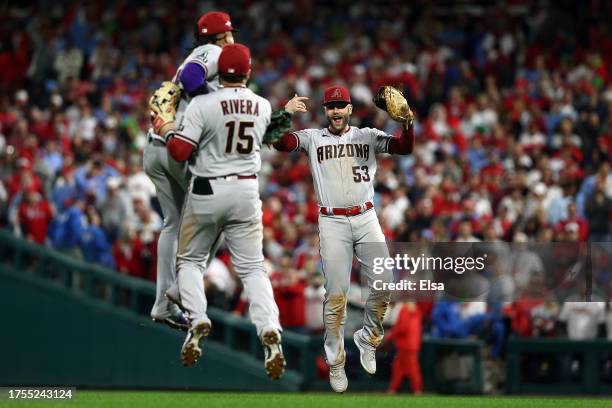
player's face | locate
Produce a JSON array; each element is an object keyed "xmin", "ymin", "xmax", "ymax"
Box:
[{"xmin": 324, "ymin": 102, "xmax": 352, "ymax": 133}]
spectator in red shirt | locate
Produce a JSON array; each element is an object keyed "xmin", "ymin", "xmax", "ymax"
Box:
[
  {"xmin": 7, "ymin": 158, "xmax": 43, "ymax": 202},
  {"xmin": 271, "ymin": 254, "xmax": 306, "ymax": 332},
  {"xmin": 112, "ymin": 229, "xmax": 146, "ymax": 279},
  {"xmin": 555, "ymin": 201, "xmax": 588, "ymax": 242},
  {"xmin": 17, "ymin": 188, "xmax": 54, "ymax": 244},
  {"xmin": 506, "ymin": 300, "xmax": 543, "ymax": 337},
  {"xmin": 386, "ymin": 302, "xmax": 423, "ymax": 395}
]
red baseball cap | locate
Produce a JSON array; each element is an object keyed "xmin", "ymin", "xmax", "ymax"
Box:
[
  {"xmin": 197, "ymin": 11, "xmax": 235, "ymax": 36},
  {"xmin": 218, "ymin": 44, "xmax": 251, "ymax": 76},
  {"xmin": 323, "ymin": 86, "xmax": 351, "ymax": 105}
]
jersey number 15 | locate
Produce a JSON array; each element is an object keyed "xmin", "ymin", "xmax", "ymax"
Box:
[{"xmin": 225, "ymin": 121, "xmax": 254, "ymax": 154}]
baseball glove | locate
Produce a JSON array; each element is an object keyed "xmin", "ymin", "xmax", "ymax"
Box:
[
  {"xmin": 149, "ymin": 81, "xmax": 181, "ymax": 136},
  {"xmin": 373, "ymin": 86, "xmax": 414, "ymax": 125},
  {"xmin": 263, "ymin": 109, "xmax": 292, "ymax": 145}
]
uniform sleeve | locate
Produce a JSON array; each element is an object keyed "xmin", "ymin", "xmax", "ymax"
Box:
[
  {"xmin": 273, "ymin": 133, "xmax": 299, "ymax": 152},
  {"xmin": 368, "ymin": 127, "xmax": 393, "ymax": 154},
  {"xmin": 177, "ymin": 98, "xmax": 205, "ymax": 146},
  {"xmin": 179, "ymin": 63, "xmax": 206, "ymax": 94},
  {"xmin": 388, "ymin": 126, "xmax": 415, "ymax": 155},
  {"xmin": 293, "ymin": 129, "xmax": 313, "ymax": 153},
  {"xmin": 167, "ymin": 98, "xmax": 204, "ymax": 161},
  {"xmin": 188, "ymin": 45, "xmax": 221, "ymax": 82}
]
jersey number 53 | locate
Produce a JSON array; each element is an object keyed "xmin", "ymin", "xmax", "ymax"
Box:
[
  {"xmin": 225, "ymin": 121, "xmax": 254, "ymax": 154},
  {"xmin": 352, "ymin": 165, "xmax": 371, "ymax": 183}
]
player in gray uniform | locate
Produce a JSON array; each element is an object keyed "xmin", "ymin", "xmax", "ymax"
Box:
[
  {"xmin": 145, "ymin": 11, "xmax": 235, "ymax": 330},
  {"xmin": 274, "ymin": 86, "xmax": 415, "ymax": 392},
  {"xmin": 163, "ymin": 44, "xmax": 298, "ymax": 380}
]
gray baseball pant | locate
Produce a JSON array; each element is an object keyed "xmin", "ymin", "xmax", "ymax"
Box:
[
  {"xmin": 318, "ymin": 209, "xmax": 392, "ymax": 367},
  {"xmin": 176, "ymin": 176, "xmax": 280, "ymax": 336}
]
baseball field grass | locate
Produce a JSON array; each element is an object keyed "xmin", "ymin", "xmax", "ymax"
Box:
[{"xmin": 1, "ymin": 391, "xmax": 611, "ymax": 408}]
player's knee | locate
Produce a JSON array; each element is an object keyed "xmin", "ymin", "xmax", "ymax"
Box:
[
  {"xmin": 324, "ymin": 282, "xmax": 349, "ymax": 297},
  {"xmin": 176, "ymin": 256, "xmax": 206, "ymax": 273},
  {"xmin": 324, "ymin": 293, "xmax": 347, "ymax": 316},
  {"xmin": 233, "ymin": 261, "xmax": 266, "ymax": 279}
]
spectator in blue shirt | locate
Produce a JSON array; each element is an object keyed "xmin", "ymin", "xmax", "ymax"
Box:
[
  {"xmin": 52, "ymin": 168, "xmax": 78, "ymax": 212},
  {"xmin": 49, "ymin": 199, "xmax": 87, "ymax": 258},
  {"xmin": 74, "ymin": 158, "xmax": 119, "ymax": 204},
  {"xmin": 79, "ymin": 208, "xmax": 115, "ymax": 269},
  {"xmin": 432, "ymin": 299, "xmax": 505, "ymax": 358}
]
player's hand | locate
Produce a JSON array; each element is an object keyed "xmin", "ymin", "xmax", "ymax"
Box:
[
  {"xmin": 285, "ymin": 94, "xmax": 308, "ymax": 114},
  {"xmin": 150, "ymin": 111, "xmax": 175, "ymax": 137}
]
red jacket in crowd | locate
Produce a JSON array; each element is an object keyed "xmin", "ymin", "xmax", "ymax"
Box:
[
  {"xmin": 271, "ymin": 271, "xmax": 306, "ymax": 329},
  {"xmin": 387, "ymin": 302, "xmax": 424, "ymax": 394},
  {"xmin": 18, "ymin": 194, "xmax": 53, "ymax": 244},
  {"xmin": 112, "ymin": 237, "xmax": 146, "ymax": 279},
  {"xmin": 387, "ymin": 302, "xmax": 423, "ymax": 351},
  {"xmin": 7, "ymin": 169, "xmax": 43, "ymax": 202}
]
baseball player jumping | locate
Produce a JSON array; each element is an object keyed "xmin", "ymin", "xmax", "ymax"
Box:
[
  {"xmin": 162, "ymin": 43, "xmax": 299, "ymax": 380},
  {"xmin": 274, "ymin": 86, "xmax": 415, "ymax": 392},
  {"xmin": 146, "ymin": 11, "xmax": 235, "ymax": 330}
]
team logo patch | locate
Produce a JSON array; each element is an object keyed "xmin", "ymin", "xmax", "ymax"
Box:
[
  {"xmin": 196, "ymin": 51, "xmax": 209, "ymax": 64},
  {"xmin": 331, "ymin": 89, "xmax": 342, "ymax": 98}
]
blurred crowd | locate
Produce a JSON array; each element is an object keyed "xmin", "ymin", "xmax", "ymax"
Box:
[{"xmin": 1, "ymin": 0, "xmax": 612, "ymax": 363}]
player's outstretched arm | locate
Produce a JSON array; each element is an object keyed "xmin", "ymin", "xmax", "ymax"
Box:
[
  {"xmin": 387, "ymin": 120, "xmax": 415, "ymax": 155},
  {"xmin": 165, "ymin": 101, "xmax": 202, "ymax": 162},
  {"xmin": 273, "ymin": 133, "xmax": 299, "ymax": 152},
  {"xmin": 271, "ymin": 94, "xmax": 308, "ymax": 152},
  {"xmin": 166, "ymin": 130, "xmax": 197, "ymax": 162}
]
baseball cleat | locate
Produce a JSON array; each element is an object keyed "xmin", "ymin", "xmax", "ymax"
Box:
[
  {"xmin": 353, "ymin": 329, "xmax": 376, "ymax": 374},
  {"xmin": 165, "ymin": 283, "xmax": 185, "ymax": 312},
  {"xmin": 181, "ymin": 321, "xmax": 211, "ymax": 367},
  {"xmin": 329, "ymin": 364, "xmax": 348, "ymax": 393},
  {"xmin": 152, "ymin": 311, "xmax": 189, "ymax": 332},
  {"xmin": 261, "ymin": 330, "xmax": 286, "ymax": 380}
]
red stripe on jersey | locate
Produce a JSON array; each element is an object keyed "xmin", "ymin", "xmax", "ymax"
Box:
[
  {"xmin": 388, "ymin": 126, "xmax": 415, "ymax": 155},
  {"xmin": 273, "ymin": 133, "xmax": 299, "ymax": 152},
  {"xmin": 167, "ymin": 135, "xmax": 196, "ymax": 162}
]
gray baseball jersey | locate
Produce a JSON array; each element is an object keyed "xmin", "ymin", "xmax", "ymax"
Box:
[
  {"xmin": 292, "ymin": 127, "xmax": 392, "ymax": 207},
  {"xmin": 178, "ymin": 86, "xmax": 272, "ymax": 177},
  {"xmin": 290, "ymin": 125, "xmax": 396, "ymax": 368}
]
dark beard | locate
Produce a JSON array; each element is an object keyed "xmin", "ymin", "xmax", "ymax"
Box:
[{"xmin": 326, "ymin": 116, "xmax": 349, "ymax": 134}]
